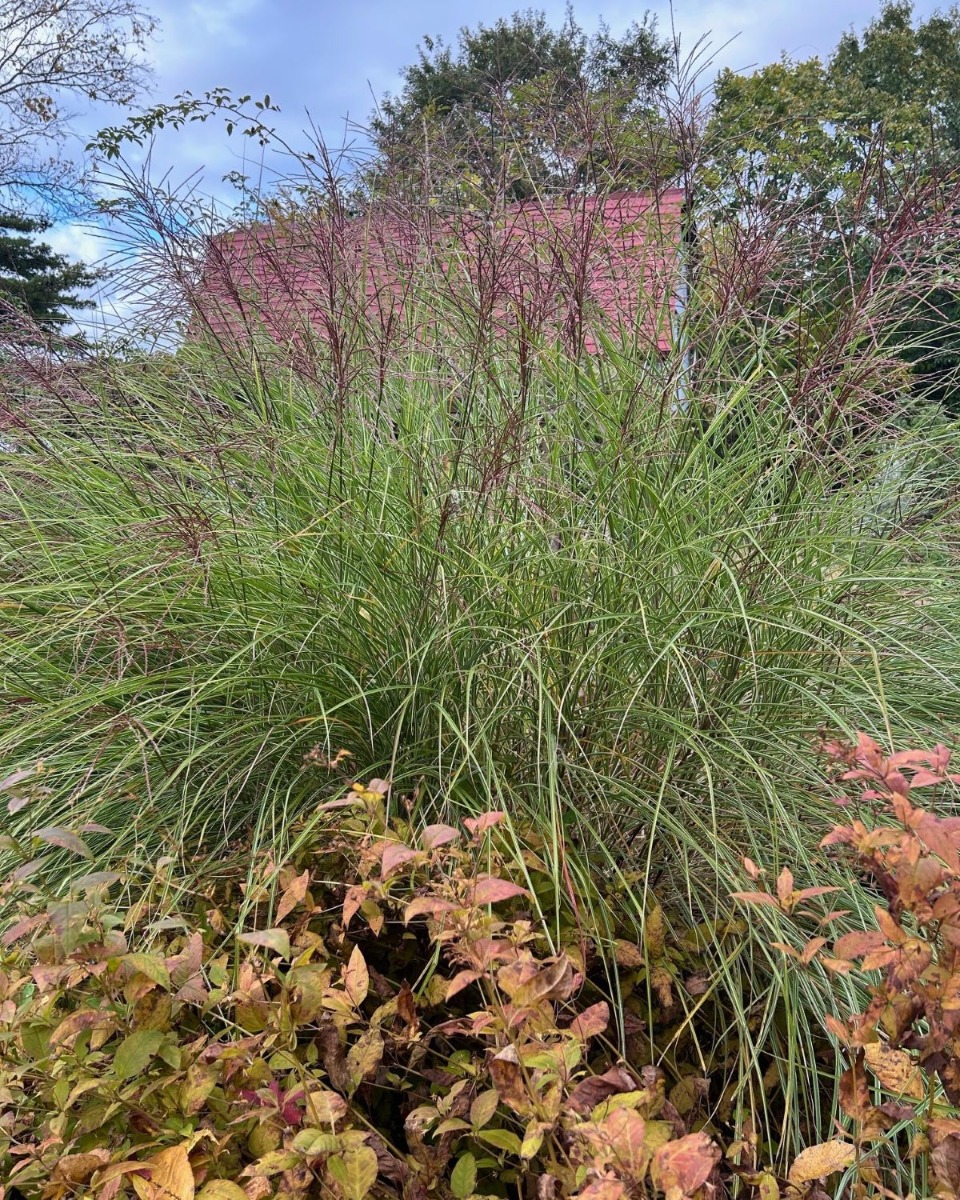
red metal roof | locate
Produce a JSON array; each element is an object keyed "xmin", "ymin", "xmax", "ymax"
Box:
[{"xmin": 197, "ymin": 187, "xmax": 684, "ymax": 358}]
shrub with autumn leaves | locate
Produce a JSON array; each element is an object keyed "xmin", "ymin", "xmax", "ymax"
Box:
[
  {"xmin": 735, "ymin": 733, "xmax": 960, "ymax": 1200},
  {"xmin": 0, "ymin": 755, "xmax": 951, "ymax": 1200}
]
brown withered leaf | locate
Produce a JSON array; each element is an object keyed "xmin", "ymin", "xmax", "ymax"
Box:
[
  {"xmin": 342, "ymin": 884, "xmax": 366, "ymax": 929},
  {"xmin": 932, "ymin": 1134, "xmax": 960, "ymax": 1198},
  {"xmin": 650, "ymin": 966, "xmax": 675, "ymax": 1010},
  {"xmin": 537, "ymin": 1175, "xmax": 558, "ymax": 1200},
  {"xmin": 838, "ymin": 1053, "xmax": 870, "ymax": 1122},
  {"xmin": 50, "ymin": 1007, "xmax": 117, "ymax": 1049},
  {"xmin": 614, "ymin": 940, "xmax": 644, "ymax": 968},
  {"xmin": 504, "ymin": 956, "xmax": 575, "ymax": 1006},
  {"xmin": 568, "ymin": 1066, "xmax": 636, "ymax": 1115},
  {"xmin": 397, "ymin": 980, "xmax": 418, "ymax": 1032},
  {"xmin": 53, "ymin": 1151, "xmax": 110, "ymax": 1184},
  {"xmin": 489, "ymin": 1045, "xmax": 532, "ymax": 1115},
  {"xmin": 316, "ymin": 1018, "xmax": 351, "ymax": 1095}
]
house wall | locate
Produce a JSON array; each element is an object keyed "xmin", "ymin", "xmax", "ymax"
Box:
[{"xmin": 195, "ymin": 188, "xmax": 684, "ymax": 362}]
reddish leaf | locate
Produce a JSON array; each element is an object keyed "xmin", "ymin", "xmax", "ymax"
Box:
[
  {"xmin": 469, "ymin": 876, "xmax": 528, "ymax": 906},
  {"xmin": 833, "ymin": 930, "xmax": 886, "ymax": 960},
  {"xmin": 569, "ymin": 1001, "xmax": 610, "ymax": 1041},
  {"xmin": 33, "ymin": 825, "xmax": 92, "ymax": 859},
  {"xmin": 420, "ymin": 823, "xmax": 460, "ymax": 850},
  {"xmin": 730, "ymin": 891, "xmax": 780, "ymax": 907},
  {"xmin": 463, "ymin": 811, "xmax": 506, "ymax": 836},
  {"xmin": 446, "ymin": 969, "xmax": 482, "ymax": 1000},
  {"xmin": 776, "ymin": 867, "xmax": 794, "ymax": 905},
  {"xmin": 381, "ymin": 843, "xmax": 423, "ymax": 881},
  {"xmin": 342, "ymin": 884, "xmax": 366, "ymax": 929},
  {"xmin": 577, "ymin": 1178, "xmax": 626, "ymax": 1200},
  {"xmin": 404, "ymin": 896, "xmax": 457, "ymax": 924}
]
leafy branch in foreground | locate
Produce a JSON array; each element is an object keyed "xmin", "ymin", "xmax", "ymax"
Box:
[
  {"xmin": 736, "ymin": 733, "xmax": 960, "ymax": 1199},
  {"xmin": 0, "ymin": 775, "xmax": 864, "ymax": 1199}
]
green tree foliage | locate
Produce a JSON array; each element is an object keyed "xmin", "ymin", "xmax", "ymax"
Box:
[
  {"xmin": 706, "ymin": 1, "xmax": 960, "ymax": 410},
  {"xmin": 0, "ymin": 214, "xmax": 98, "ymax": 330},
  {"xmin": 370, "ymin": 7, "xmax": 673, "ymax": 202}
]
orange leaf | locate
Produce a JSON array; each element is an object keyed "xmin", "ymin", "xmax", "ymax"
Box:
[
  {"xmin": 276, "ymin": 869, "xmax": 309, "ymax": 923},
  {"xmin": 651, "ymin": 1131, "xmax": 721, "ymax": 1197},
  {"xmin": 833, "ymin": 930, "xmax": 885, "ymax": 959}
]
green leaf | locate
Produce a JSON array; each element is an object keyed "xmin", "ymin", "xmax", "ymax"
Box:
[
  {"xmin": 113, "ymin": 1029, "xmax": 164, "ymax": 1079},
  {"xmin": 122, "ymin": 953, "xmax": 171, "ymax": 990},
  {"xmin": 197, "ymin": 1184, "xmax": 249, "ymax": 1200},
  {"xmin": 451, "ymin": 1151, "xmax": 477, "ymax": 1199},
  {"xmin": 470, "ymin": 1089, "xmax": 500, "ymax": 1129},
  {"xmin": 477, "ymin": 1128, "xmax": 523, "ymax": 1156},
  {"xmin": 327, "ymin": 1146, "xmax": 378, "ymax": 1200},
  {"xmin": 292, "ymin": 1129, "xmax": 339, "ymax": 1156}
]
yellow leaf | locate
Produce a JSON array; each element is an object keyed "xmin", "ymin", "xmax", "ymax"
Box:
[
  {"xmin": 788, "ymin": 1140, "xmax": 856, "ymax": 1185},
  {"xmin": 346, "ymin": 1028, "xmax": 383, "ymax": 1096},
  {"xmin": 133, "ymin": 1143, "xmax": 195, "ymax": 1200},
  {"xmin": 196, "ymin": 1185, "xmax": 248, "ymax": 1200},
  {"xmin": 863, "ymin": 1041, "xmax": 925, "ymax": 1100},
  {"xmin": 342, "ymin": 945, "xmax": 369, "ymax": 1007}
]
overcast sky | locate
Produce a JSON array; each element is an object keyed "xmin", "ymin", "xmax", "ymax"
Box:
[{"xmin": 47, "ymin": 0, "xmax": 947, "ymax": 333}]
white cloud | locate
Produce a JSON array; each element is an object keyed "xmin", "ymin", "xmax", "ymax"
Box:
[{"xmin": 45, "ymin": 223, "xmax": 107, "ymax": 268}]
